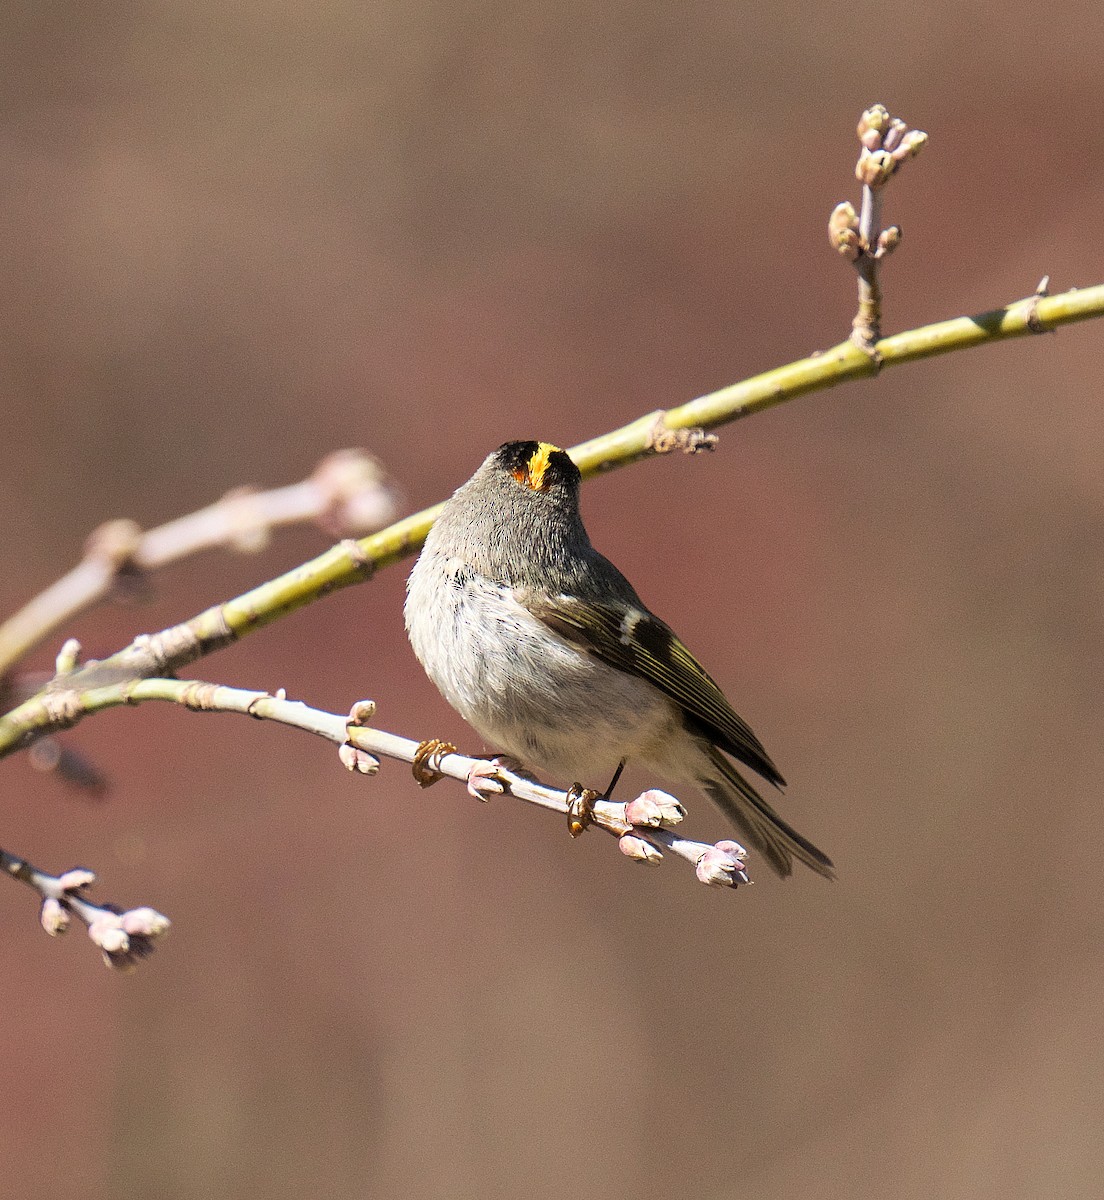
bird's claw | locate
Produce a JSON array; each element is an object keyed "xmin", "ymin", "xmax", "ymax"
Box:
[
  {"xmin": 566, "ymin": 783, "xmax": 600, "ymax": 838},
  {"xmin": 411, "ymin": 738, "xmax": 457, "ymax": 788}
]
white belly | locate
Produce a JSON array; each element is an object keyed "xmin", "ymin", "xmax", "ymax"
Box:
[{"xmin": 406, "ymin": 552, "xmax": 683, "ymax": 784}]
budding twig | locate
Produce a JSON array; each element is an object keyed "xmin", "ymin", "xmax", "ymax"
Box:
[
  {"xmin": 0, "ymin": 449, "xmax": 398, "ymax": 683},
  {"xmin": 1, "ymin": 849, "xmax": 169, "ymax": 971},
  {"xmin": 0, "ymin": 669, "xmax": 752, "ymax": 924},
  {"xmin": 829, "ymin": 104, "xmax": 927, "ymax": 354}
]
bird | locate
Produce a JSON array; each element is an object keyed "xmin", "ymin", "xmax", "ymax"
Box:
[{"xmin": 404, "ymin": 440, "xmax": 834, "ymax": 879}]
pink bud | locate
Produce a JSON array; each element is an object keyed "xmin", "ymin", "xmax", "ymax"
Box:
[
  {"xmin": 40, "ymin": 898, "xmax": 70, "ymax": 936},
  {"xmin": 695, "ymin": 842, "xmax": 750, "ymax": 887},
  {"xmin": 625, "ymin": 790, "xmax": 686, "ymax": 828},
  {"xmin": 339, "ymin": 743, "xmax": 380, "ymax": 774},
  {"xmin": 619, "ymin": 834, "xmax": 663, "ymax": 865}
]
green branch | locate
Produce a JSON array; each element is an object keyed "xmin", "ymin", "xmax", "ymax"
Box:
[{"xmin": 0, "ymin": 280, "xmax": 1101, "ymax": 758}]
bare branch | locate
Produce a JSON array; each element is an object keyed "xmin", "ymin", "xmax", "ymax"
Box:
[{"xmin": 0, "ymin": 449, "xmax": 398, "ymax": 682}]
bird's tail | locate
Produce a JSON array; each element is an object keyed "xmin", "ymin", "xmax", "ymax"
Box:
[{"xmin": 699, "ymin": 746, "xmax": 835, "ymax": 880}]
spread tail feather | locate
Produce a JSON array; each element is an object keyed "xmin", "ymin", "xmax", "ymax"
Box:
[{"xmin": 699, "ymin": 746, "xmax": 835, "ymax": 880}]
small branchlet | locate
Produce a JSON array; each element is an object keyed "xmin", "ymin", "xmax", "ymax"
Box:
[
  {"xmin": 0, "ymin": 454, "xmax": 399, "ymax": 793},
  {"xmin": 337, "ymin": 727, "xmax": 748, "ymax": 891},
  {"xmin": 830, "ymin": 104, "xmax": 928, "ymax": 354},
  {"xmin": 0, "ymin": 668, "xmax": 758, "ymax": 960},
  {"xmin": 3, "ymin": 852, "xmax": 170, "ymax": 971},
  {"xmin": 0, "ymin": 449, "xmax": 400, "ymax": 687}
]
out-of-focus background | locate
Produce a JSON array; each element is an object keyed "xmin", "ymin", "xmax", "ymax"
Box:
[{"xmin": 2, "ymin": 3, "xmax": 1102, "ymax": 1198}]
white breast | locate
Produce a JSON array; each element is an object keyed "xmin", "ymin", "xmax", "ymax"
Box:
[{"xmin": 405, "ymin": 550, "xmax": 681, "ymax": 784}]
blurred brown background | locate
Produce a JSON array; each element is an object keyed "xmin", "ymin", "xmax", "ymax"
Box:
[{"xmin": 1, "ymin": 2, "xmax": 1102, "ymax": 1197}]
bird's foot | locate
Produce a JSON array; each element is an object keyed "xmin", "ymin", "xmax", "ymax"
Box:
[
  {"xmin": 465, "ymin": 755, "xmax": 526, "ymax": 801},
  {"xmin": 566, "ymin": 783, "xmax": 600, "ymax": 838},
  {"xmin": 411, "ymin": 738, "xmax": 457, "ymax": 788}
]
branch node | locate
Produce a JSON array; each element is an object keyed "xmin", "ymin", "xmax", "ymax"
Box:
[
  {"xmin": 340, "ymin": 538, "xmax": 377, "ymax": 580},
  {"xmin": 85, "ymin": 519, "xmax": 143, "ymax": 571},
  {"xmin": 40, "ymin": 689, "xmax": 84, "ymax": 730},
  {"xmin": 313, "ymin": 449, "xmax": 398, "ymax": 538},
  {"xmin": 54, "ymin": 638, "xmax": 82, "ymax": 676},
  {"xmin": 134, "ymin": 610, "xmax": 229, "ymax": 674},
  {"xmin": 341, "ymin": 700, "xmax": 382, "ymax": 773},
  {"xmin": 648, "ymin": 415, "xmax": 719, "ymax": 455},
  {"xmin": 177, "ymin": 681, "xmax": 222, "ymax": 711},
  {"xmin": 218, "ymin": 486, "xmax": 271, "ymax": 554},
  {"xmin": 1025, "ymin": 275, "xmax": 1052, "ymax": 333}
]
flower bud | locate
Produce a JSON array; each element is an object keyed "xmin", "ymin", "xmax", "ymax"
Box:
[
  {"xmin": 619, "ymin": 834, "xmax": 663, "ymax": 865},
  {"xmin": 892, "ymin": 129, "xmax": 928, "ymax": 161},
  {"xmin": 40, "ymin": 897, "xmax": 70, "ymax": 936},
  {"xmin": 339, "ymin": 743, "xmax": 380, "ymax": 774},
  {"xmin": 57, "ymin": 868, "xmax": 96, "ymax": 892},
  {"xmin": 624, "ymin": 789, "xmax": 686, "ymax": 828},
  {"xmin": 829, "ymin": 202, "xmax": 863, "ymax": 259},
  {"xmin": 875, "ymin": 225, "xmax": 902, "ymax": 257},
  {"xmin": 695, "ymin": 841, "xmax": 750, "ymax": 887},
  {"xmin": 121, "ymin": 907, "xmax": 171, "ymax": 939},
  {"xmin": 347, "ymin": 699, "xmax": 377, "ymax": 726},
  {"xmin": 856, "ymin": 104, "xmax": 889, "ymax": 147},
  {"xmin": 856, "ymin": 149, "xmax": 895, "ymax": 188},
  {"xmin": 89, "ymin": 918, "xmax": 129, "ymax": 954}
]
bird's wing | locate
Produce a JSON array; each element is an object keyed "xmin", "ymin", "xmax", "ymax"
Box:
[{"xmin": 523, "ymin": 592, "xmax": 785, "ymax": 786}]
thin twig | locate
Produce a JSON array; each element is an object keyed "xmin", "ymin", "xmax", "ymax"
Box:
[
  {"xmin": 1, "ymin": 847, "xmax": 170, "ymax": 971},
  {"xmin": 829, "ymin": 105, "xmax": 927, "ymax": 352},
  {"xmin": 0, "ymin": 449, "xmax": 398, "ymax": 682},
  {"xmin": 4, "ymin": 674, "xmax": 748, "ymax": 889}
]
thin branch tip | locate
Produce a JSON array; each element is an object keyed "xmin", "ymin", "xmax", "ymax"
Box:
[
  {"xmin": 1, "ymin": 848, "xmax": 170, "ymax": 971},
  {"xmin": 833, "ymin": 105, "xmax": 928, "ymax": 350},
  {"xmin": 0, "ymin": 450, "xmax": 399, "ymax": 684}
]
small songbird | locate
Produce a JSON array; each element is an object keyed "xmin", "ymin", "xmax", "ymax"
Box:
[{"xmin": 404, "ymin": 441, "xmax": 834, "ymax": 879}]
